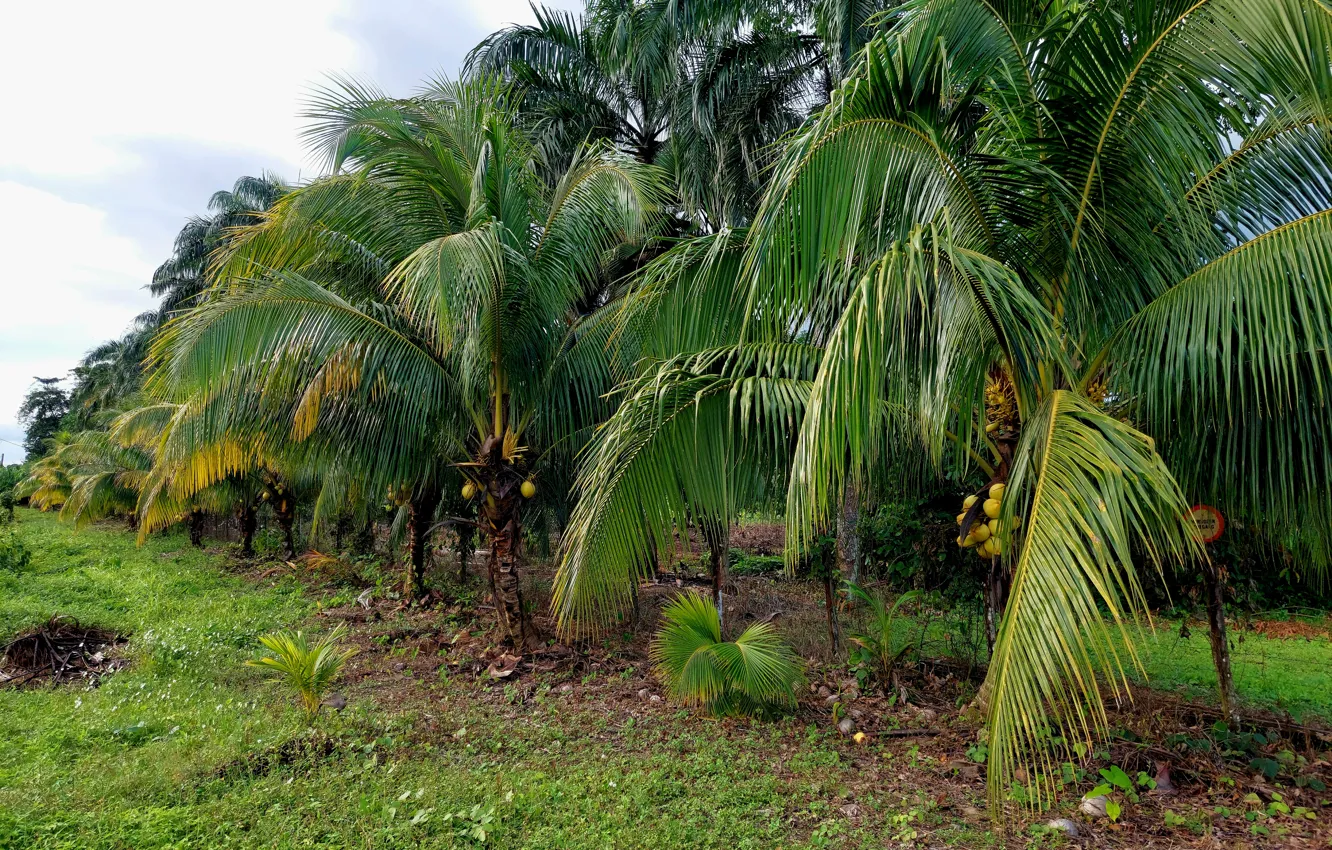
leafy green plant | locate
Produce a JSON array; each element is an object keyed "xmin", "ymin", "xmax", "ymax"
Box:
[
  {"xmin": 651, "ymin": 592, "xmax": 803, "ymax": 718},
  {"xmin": 441, "ymin": 803, "xmax": 498, "ymax": 845},
  {"xmin": 0, "ymin": 527, "xmax": 32, "ymax": 571},
  {"xmin": 245, "ymin": 625, "xmax": 355, "ymax": 724},
  {"xmin": 844, "ymin": 582, "xmax": 920, "ymax": 688}
]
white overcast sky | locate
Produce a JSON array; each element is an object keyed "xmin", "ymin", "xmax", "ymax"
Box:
[{"xmin": 0, "ymin": 0, "xmax": 578, "ymax": 462}]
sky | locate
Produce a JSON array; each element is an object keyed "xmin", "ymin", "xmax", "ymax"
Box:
[{"xmin": 0, "ymin": 0, "xmax": 579, "ymax": 463}]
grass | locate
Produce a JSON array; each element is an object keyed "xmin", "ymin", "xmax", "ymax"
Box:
[
  {"xmin": 1127, "ymin": 622, "xmax": 1332, "ymax": 725},
  {"xmin": 2, "ymin": 509, "xmax": 1327, "ymax": 849},
  {"xmin": 0, "ymin": 510, "xmax": 997, "ymax": 850}
]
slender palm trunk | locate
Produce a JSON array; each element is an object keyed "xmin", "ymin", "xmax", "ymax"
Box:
[
  {"xmin": 1201, "ymin": 560, "xmax": 1239, "ymax": 722},
  {"xmin": 238, "ymin": 503, "xmax": 257, "ymax": 556},
  {"xmin": 703, "ymin": 521, "xmax": 729, "ymax": 634},
  {"xmin": 823, "ymin": 572, "xmax": 841, "ymax": 657},
  {"xmin": 353, "ymin": 519, "xmax": 375, "ymax": 556},
  {"xmin": 188, "ymin": 510, "xmax": 205, "ymax": 548},
  {"xmin": 407, "ymin": 486, "xmax": 441, "ymax": 599},
  {"xmin": 983, "ymin": 555, "xmax": 1010, "ymax": 660},
  {"xmin": 274, "ymin": 493, "xmax": 296, "ymax": 559},
  {"xmin": 456, "ymin": 522, "xmax": 475, "ymax": 584},
  {"xmin": 837, "ymin": 483, "xmax": 862, "ymax": 585}
]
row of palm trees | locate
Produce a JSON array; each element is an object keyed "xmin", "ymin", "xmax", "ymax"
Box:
[{"xmin": 16, "ymin": 0, "xmax": 1332, "ymax": 813}]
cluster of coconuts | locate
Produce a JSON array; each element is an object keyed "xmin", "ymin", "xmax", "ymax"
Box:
[
  {"xmin": 461, "ymin": 479, "xmax": 537, "ymax": 500},
  {"xmin": 956, "ymin": 482, "xmax": 1010, "ymax": 558}
]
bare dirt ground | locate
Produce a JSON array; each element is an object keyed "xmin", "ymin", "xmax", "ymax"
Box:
[{"xmin": 251, "ymin": 537, "xmax": 1332, "ymax": 848}]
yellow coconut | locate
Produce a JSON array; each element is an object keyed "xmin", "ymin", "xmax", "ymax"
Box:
[
  {"xmin": 983, "ymin": 498, "xmax": 1001, "ymax": 519},
  {"xmin": 963, "ymin": 494, "xmax": 978, "ymax": 509},
  {"xmin": 462, "ymin": 482, "xmax": 477, "ymax": 500},
  {"xmin": 989, "ymin": 482, "xmax": 1006, "ymax": 500},
  {"xmin": 972, "ymin": 522, "xmax": 991, "ymax": 543},
  {"xmin": 987, "ymin": 518, "xmax": 999, "ymax": 535},
  {"xmin": 521, "ymin": 480, "xmax": 537, "ymax": 499}
]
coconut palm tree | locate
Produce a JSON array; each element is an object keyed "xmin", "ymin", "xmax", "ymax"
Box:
[
  {"xmin": 148, "ymin": 79, "xmax": 666, "ymax": 646},
  {"xmin": 556, "ymin": 0, "xmax": 1332, "ymax": 812}
]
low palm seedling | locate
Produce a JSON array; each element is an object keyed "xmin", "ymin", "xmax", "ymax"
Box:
[
  {"xmin": 246, "ymin": 625, "xmax": 355, "ymax": 724},
  {"xmin": 651, "ymin": 592, "xmax": 803, "ymax": 718},
  {"xmin": 845, "ymin": 583, "xmax": 920, "ymax": 691}
]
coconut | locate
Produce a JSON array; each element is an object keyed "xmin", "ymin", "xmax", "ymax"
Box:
[
  {"xmin": 963, "ymin": 494, "xmax": 978, "ymax": 509},
  {"xmin": 972, "ymin": 523, "xmax": 991, "ymax": 543},
  {"xmin": 989, "ymin": 482, "xmax": 1006, "ymax": 500},
  {"xmin": 983, "ymin": 498, "xmax": 1001, "ymax": 519},
  {"xmin": 462, "ymin": 482, "xmax": 476, "ymax": 500},
  {"xmin": 521, "ymin": 480, "xmax": 537, "ymax": 499}
]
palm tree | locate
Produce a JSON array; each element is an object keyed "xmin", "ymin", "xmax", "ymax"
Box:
[
  {"xmin": 65, "ymin": 313, "xmax": 159, "ymax": 429},
  {"xmin": 150, "ymin": 173, "xmax": 286, "ymax": 320},
  {"xmin": 557, "ymin": 0, "xmax": 1332, "ymax": 812},
  {"xmin": 467, "ymin": 0, "xmax": 823, "ymax": 226},
  {"xmin": 148, "ymin": 79, "xmax": 666, "ymax": 645}
]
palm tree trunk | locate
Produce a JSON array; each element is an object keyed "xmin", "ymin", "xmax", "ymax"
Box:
[
  {"xmin": 456, "ymin": 522, "xmax": 475, "ymax": 584},
  {"xmin": 406, "ymin": 486, "xmax": 441, "ymax": 598},
  {"xmin": 274, "ymin": 493, "xmax": 296, "ymax": 559},
  {"xmin": 703, "ymin": 522, "xmax": 729, "ymax": 634},
  {"xmin": 837, "ymin": 483, "xmax": 862, "ymax": 585},
  {"xmin": 353, "ymin": 519, "xmax": 375, "ymax": 556},
  {"xmin": 823, "ymin": 572, "xmax": 841, "ymax": 657},
  {"xmin": 983, "ymin": 555, "xmax": 1009, "ymax": 659},
  {"xmin": 1201, "ymin": 560, "xmax": 1239, "ymax": 722},
  {"xmin": 476, "ymin": 434, "xmax": 532, "ymax": 648},
  {"xmin": 238, "ymin": 503, "xmax": 257, "ymax": 556},
  {"xmin": 188, "ymin": 510, "xmax": 205, "ymax": 547}
]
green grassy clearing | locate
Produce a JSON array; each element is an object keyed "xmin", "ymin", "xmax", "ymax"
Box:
[
  {"xmin": 0, "ymin": 511, "xmax": 997, "ymax": 850},
  {"xmin": 2, "ymin": 510, "xmax": 1328, "ymax": 849}
]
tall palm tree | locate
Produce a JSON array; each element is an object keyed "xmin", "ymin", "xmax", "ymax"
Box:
[
  {"xmin": 467, "ymin": 0, "xmax": 824, "ymax": 226},
  {"xmin": 64, "ymin": 312, "xmax": 159, "ymax": 429},
  {"xmin": 148, "ymin": 79, "xmax": 666, "ymax": 645},
  {"xmin": 557, "ymin": 0, "xmax": 1332, "ymax": 812},
  {"xmin": 150, "ymin": 173, "xmax": 287, "ymax": 319}
]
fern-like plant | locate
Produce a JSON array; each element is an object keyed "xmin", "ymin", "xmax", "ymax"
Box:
[
  {"xmin": 845, "ymin": 583, "xmax": 920, "ymax": 688},
  {"xmin": 651, "ymin": 592, "xmax": 803, "ymax": 718},
  {"xmin": 246, "ymin": 625, "xmax": 354, "ymax": 724}
]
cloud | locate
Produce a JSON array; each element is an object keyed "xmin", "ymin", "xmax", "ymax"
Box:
[
  {"xmin": 0, "ymin": 0, "xmax": 581, "ymax": 461},
  {"xmin": 0, "ymin": 182, "xmax": 158, "ymax": 459}
]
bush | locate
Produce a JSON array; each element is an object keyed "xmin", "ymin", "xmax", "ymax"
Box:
[
  {"xmin": 0, "ymin": 528, "xmax": 31, "ymax": 571},
  {"xmin": 858, "ymin": 496, "xmax": 981, "ymax": 601},
  {"xmin": 651, "ymin": 592, "xmax": 803, "ymax": 718}
]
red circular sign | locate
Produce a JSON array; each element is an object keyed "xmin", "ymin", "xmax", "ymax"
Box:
[{"xmin": 1189, "ymin": 504, "xmax": 1224, "ymax": 543}]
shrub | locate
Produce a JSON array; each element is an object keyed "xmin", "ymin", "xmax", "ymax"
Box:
[
  {"xmin": 0, "ymin": 528, "xmax": 31, "ymax": 571},
  {"xmin": 246, "ymin": 625, "xmax": 355, "ymax": 724},
  {"xmin": 651, "ymin": 592, "xmax": 803, "ymax": 718}
]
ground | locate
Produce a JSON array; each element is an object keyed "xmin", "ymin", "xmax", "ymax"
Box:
[{"xmin": 1, "ymin": 509, "xmax": 1330, "ymax": 849}]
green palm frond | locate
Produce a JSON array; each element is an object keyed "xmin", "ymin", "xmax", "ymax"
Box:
[
  {"xmin": 1105, "ymin": 209, "xmax": 1332, "ymax": 525},
  {"xmin": 985, "ymin": 391, "xmax": 1201, "ymax": 814},
  {"xmin": 554, "ymin": 343, "xmax": 816, "ymax": 637},
  {"xmin": 651, "ymin": 591, "xmax": 803, "ymax": 718}
]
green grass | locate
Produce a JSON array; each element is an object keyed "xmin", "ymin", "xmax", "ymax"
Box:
[
  {"xmin": 0, "ymin": 511, "xmax": 997, "ymax": 850},
  {"xmin": 1126, "ymin": 622, "xmax": 1332, "ymax": 724}
]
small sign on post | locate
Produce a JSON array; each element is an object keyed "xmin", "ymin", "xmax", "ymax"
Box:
[{"xmin": 1189, "ymin": 504, "xmax": 1224, "ymax": 543}]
